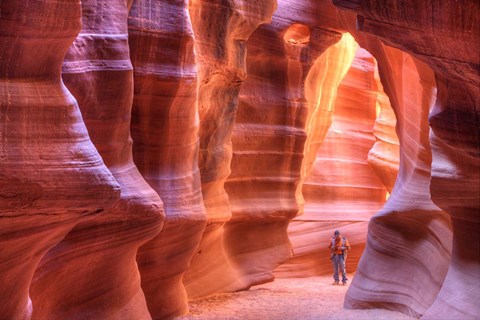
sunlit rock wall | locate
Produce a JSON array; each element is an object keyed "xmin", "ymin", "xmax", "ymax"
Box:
[
  {"xmin": 333, "ymin": 1, "xmax": 479, "ymax": 318},
  {"xmin": 128, "ymin": 0, "xmax": 206, "ymax": 318},
  {"xmin": 30, "ymin": 1, "xmax": 164, "ymax": 319},
  {"xmin": 277, "ymin": 46, "xmax": 389, "ymax": 278},
  {"xmin": 184, "ymin": 0, "xmax": 277, "ymax": 299},
  {"xmin": 367, "ymin": 65, "xmax": 399, "ymax": 193},
  {"xmin": 223, "ymin": 0, "xmax": 351, "ymax": 287},
  {"xmin": 0, "ymin": 1, "xmax": 120, "ymax": 319},
  {"xmin": 345, "ymin": 42, "xmax": 452, "ymax": 318}
]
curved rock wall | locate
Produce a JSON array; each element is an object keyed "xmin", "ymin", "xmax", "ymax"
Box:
[
  {"xmin": 345, "ymin": 43, "xmax": 452, "ymax": 318},
  {"xmin": 333, "ymin": 1, "xmax": 478, "ymax": 318},
  {"xmin": 0, "ymin": 1, "xmax": 120, "ymax": 319},
  {"xmin": 30, "ymin": 1, "xmax": 164, "ymax": 319},
  {"xmin": 277, "ymin": 45, "xmax": 389, "ymax": 278},
  {"xmin": 127, "ymin": 0, "xmax": 207, "ymax": 318},
  {"xmin": 0, "ymin": 1, "xmax": 477, "ymax": 319},
  {"xmin": 223, "ymin": 0, "xmax": 350, "ymax": 287},
  {"xmin": 184, "ymin": 0, "xmax": 277, "ymax": 298},
  {"xmin": 367, "ymin": 65, "xmax": 399, "ymax": 193}
]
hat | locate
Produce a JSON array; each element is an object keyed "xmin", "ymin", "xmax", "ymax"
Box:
[{"xmin": 334, "ymin": 230, "xmax": 340, "ymax": 235}]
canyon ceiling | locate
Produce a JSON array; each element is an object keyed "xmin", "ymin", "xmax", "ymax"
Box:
[{"xmin": 0, "ymin": 1, "xmax": 478, "ymax": 320}]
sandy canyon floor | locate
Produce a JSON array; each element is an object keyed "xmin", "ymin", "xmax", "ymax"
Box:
[{"xmin": 177, "ymin": 275, "xmax": 416, "ymax": 320}]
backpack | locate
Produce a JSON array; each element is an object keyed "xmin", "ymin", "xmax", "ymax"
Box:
[{"xmin": 330, "ymin": 237, "xmax": 348, "ymax": 261}]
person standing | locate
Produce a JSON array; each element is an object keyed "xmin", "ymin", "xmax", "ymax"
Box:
[{"xmin": 329, "ymin": 230, "xmax": 350, "ymax": 285}]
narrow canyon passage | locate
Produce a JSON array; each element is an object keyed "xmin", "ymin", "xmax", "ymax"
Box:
[{"xmin": 0, "ymin": 1, "xmax": 478, "ymax": 320}]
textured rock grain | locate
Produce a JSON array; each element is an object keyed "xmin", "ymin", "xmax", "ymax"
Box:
[
  {"xmin": 128, "ymin": 0, "xmax": 207, "ymax": 318},
  {"xmin": 0, "ymin": 1, "xmax": 121, "ymax": 319},
  {"xmin": 30, "ymin": 1, "xmax": 164, "ymax": 319},
  {"xmin": 333, "ymin": 1, "xmax": 479, "ymax": 318},
  {"xmin": 343, "ymin": 44, "xmax": 452, "ymax": 318},
  {"xmin": 223, "ymin": 0, "xmax": 347, "ymax": 288},
  {"xmin": 184, "ymin": 0, "xmax": 277, "ymax": 299},
  {"xmin": 277, "ymin": 46, "xmax": 389, "ymax": 278}
]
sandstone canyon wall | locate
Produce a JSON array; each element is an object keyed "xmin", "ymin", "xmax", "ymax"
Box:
[
  {"xmin": 128, "ymin": 1, "xmax": 206, "ymax": 318},
  {"xmin": 184, "ymin": 0, "xmax": 277, "ymax": 298},
  {"xmin": 344, "ymin": 42, "xmax": 452, "ymax": 318},
  {"xmin": 332, "ymin": 1, "xmax": 479, "ymax": 319},
  {"xmin": 0, "ymin": 0, "xmax": 478, "ymax": 320},
  {"xmin": 223, "ymin": 0, "xmax": 353, "ymax": 288},
  {"xmin": 277, "ymin": 46, "xmax": 390, "ymax": 278},
  {"xmin": 30, "ymin": 1, "xmax": 164, "ymax": 319},
  {"xmin": 0, "ymin": 1, "xmax": 121, "ymax": 319}
]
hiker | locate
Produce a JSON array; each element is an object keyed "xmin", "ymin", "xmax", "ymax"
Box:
[{"xmin": 329, "ymin": 230, "xmax": 350, "ymax": 285}]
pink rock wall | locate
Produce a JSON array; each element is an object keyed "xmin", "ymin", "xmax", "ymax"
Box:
[
  {"xmin": 0, "ymin": 1, "xmax": 478, "ymax": 319},
  {"xmin": 367, "ymin": 65, "xmax": 399, "ymax": 193},
  {"xmin": 184, "ymin": 0, "xmax": 277, "ymax": 298},
  {"xmin": 346, "ymin": 43, "xmax": 452, "ymax": 318},
  {"xmin": 128, "ymin": 0, "xmax": 206, "ymax": 318},
  {"xmin": 0, "ymin": 1, "xmax": 120, "ymax": 319},
  {"xmin": 277, "ymin": 46, "xmax": 389, "ymax": 278},
  {"xmin": 30, "ymin": 1, "xmax": 164, "ymax": 319},
  {"xmin": 332, "ymin": 1, "xmax": 479, "ymax": 318},
  {"xmin": 223, "ymin": 0, "xmax": 348, "ymax": 287}
]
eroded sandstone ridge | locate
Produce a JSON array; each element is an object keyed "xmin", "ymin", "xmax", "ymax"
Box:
[
  {"xmin": 184, "ymin": 0, "xmax": 277, "ymax": 298},
  {"xmin": 0, "ymin": 1, "xmax": 120, "ymax": 319},
  {"xmin": 277, "ymin": 46, "xmax": 390, "ymax": 278},
  {"xmin": 332, "ymin": 1, "xmax": 479, "ymax": 319},
  {"xmin": 0, "ymin": 0, "xmax": 478, "ymax": 319},
  {"xmin": 30, "ymin": 1, "xmax": 164, "ymax": 319},
  {"xmin": 128, "ymin": 0, "xmax": 206, "ymax": 318}
]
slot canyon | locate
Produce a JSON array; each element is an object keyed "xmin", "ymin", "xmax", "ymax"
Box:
[{"xmin": 0, "ymin": 0, "xmax": 478, "ymax": 320}]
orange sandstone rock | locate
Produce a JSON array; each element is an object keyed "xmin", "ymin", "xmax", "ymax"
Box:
[
  {"xmin": 343, "ymin": 44, "xmax": 452, "ymax": 318},
  {"xmin": 277, "ymin": 45, "xmax": 389, "ymax": 278},
  {"xmin": 333, "ymin": 1, "xmax": 478, "ymax": 318},
  {"xmin": 184, "ymin": 0, "xmax": 277, "ymax": 299},
  {"xmin": 367, "ymin": 65, "xmax": 399, "ymax": 193},
  {"xmin": 30, "ymin": 1, "xmax": 164, "ymax": 319},
  {"xmin": 128, "ymin": 0, "xmax": 206, "ymax": 318},
  {"xmin": 224, "ymin": 1, "xmax": 344, "ymax": 288},
  {"xmin": 0, "ymin": 1, "xmax": 120, "ymax": 319}
]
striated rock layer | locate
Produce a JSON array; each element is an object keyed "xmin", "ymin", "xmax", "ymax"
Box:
[
  {"xmin": 0, "ymin": 1, "xmax": 120, "ymax": 319},
  {"xmin": 30, "ymin": 1, "xmax": 164, "ymax": 319},
  {"xmin": 367, "ymin": 65, "xmax": 399, "ymax": 194},
  {"xmin": 0, "ymin": 1, "xmax": 477, "ymax": 319},
  {"xmin": 277, "ymin": 46, "xmax": 389, "ymax": 278},
  {"xmin": 184, "ymin": 0, "xmax": 277, "ymax": 298},
  {"xmin": 333, "ymin": 1, "xmax": 479, "ymax": 318},
  {"xmin": 128, "ymin": 0, "xmax": 206, "ymax": 318},
  {"xmin": 346, "ymin": 43, "xmax": 452, "ymax": 318},
  {"xmin": 223, "ymin": 0, "xmax": 348, "ymax": 287}
]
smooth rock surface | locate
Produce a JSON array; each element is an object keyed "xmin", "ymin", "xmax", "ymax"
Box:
[
  {"xmin": 184, "ymin": 0, "xmax": 277, "ymax": 299},
  {"xmin": 224, "ymin": 0, "xmax": 344, "ymax": 288},
  {"xmin": 0, "ymin": 1, "xmax": 120, "ymax": 319},
  {"xmin": 30, "ymin": 1, "xmax": 164, "ymax": 319},
  {"xmin": 277, "ymin": 46, "xmax": 389, "ymax": 278},
  {"xmin": 333, "ymin": 1, "xmax": 479, "ymax": 318},
  {"xmin": 0, "ymin": 1, "xmax": 477, "ymax": 319},
  {"xmin": 128, "ymin": 1, "xmax": 207, "ymax": 318}
]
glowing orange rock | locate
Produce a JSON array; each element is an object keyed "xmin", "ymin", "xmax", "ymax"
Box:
[
  {"xmin": 333, "ymin": 1, "xmax": 478, "ymax": 318},
  {"xmin": 278, "ymin": 43, "xmax": 390, "ymax": 278},
  {"xmin": 223, "ymin": 3, "xmax": 344, "ymax": 287},
  {"xmin": 128, "ymin": 0, "xmax": 206, "ymax": 318},
  {"xmin": 184, "ymin": 0, "xmax": 277, "ymax": 299}
]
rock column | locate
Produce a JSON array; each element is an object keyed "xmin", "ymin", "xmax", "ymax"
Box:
[{"xmin": 0, "ymin": 1, "xmax": 120, "ymax": 319}]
